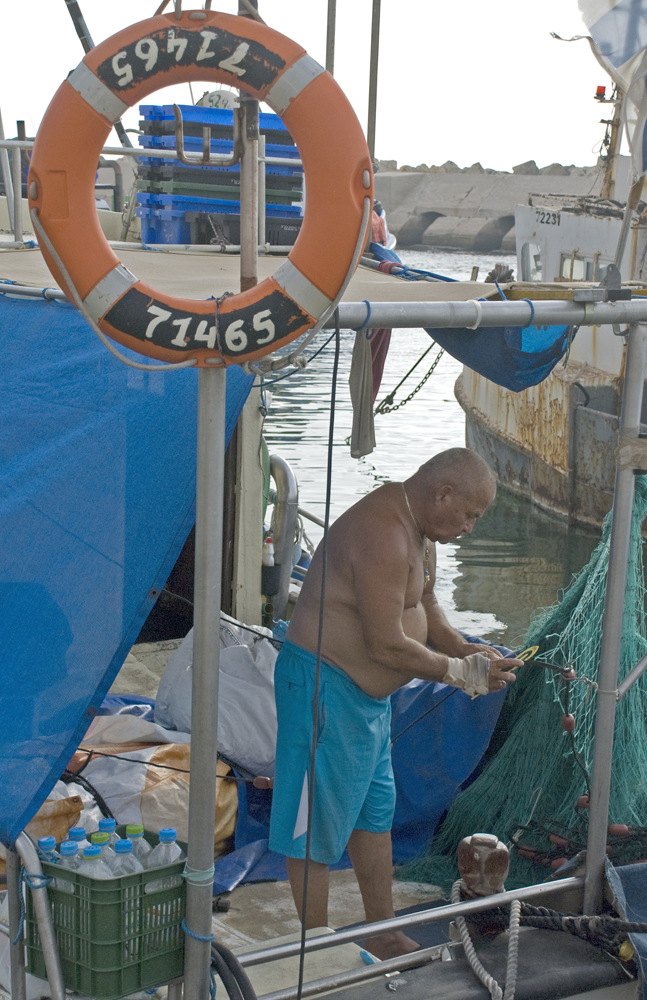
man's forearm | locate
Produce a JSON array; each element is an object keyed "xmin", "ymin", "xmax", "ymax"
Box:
[
  {"xmin": 370, "ymin": 635, "xmax": 449, "ymax": 683},
  {"xmin": 423, "ymin": 598, "xmax": 468, "ymax": 656}
]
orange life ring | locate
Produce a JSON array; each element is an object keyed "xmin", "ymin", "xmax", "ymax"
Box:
[{"xmin": 28, "ymin": 11, "xmax": 372, "ymax": 366}]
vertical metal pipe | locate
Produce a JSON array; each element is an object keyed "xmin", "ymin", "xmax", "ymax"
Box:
[
  {"xmin": 239, "ymin": 0, "xmax": 259, "ymax": 292},
  {"xmin": 326, "ymin": 0, "xmax": 337, "ymax": 75},
  {"xmin": 366, "ymin": 0, "xmax": 381, "ymax": 162},
  {"xmin": 583, "ymin": 322, "xmax": 647, "ymax": 913},
  {"xmin": 258, "ymin": 134, "xmax": 266, "ymax": 247},
  {"xmin": 0, "ymin": 109, "xmax": 15, "ymax": 232},
  {"xmin": 15, "ymin": 834, "xmax": 65, "ymax": 1000},
  {"xmin": 12, "ymin": 145, "xmax": 22, "ymax": 243},
  {"xmin": 167, "ymin": 979, "xmax": 183, "ymax": 1000},
  {"xmin": 6, "ymin": 846, "xmax": 26, "ymax": 1000},
  {"xmin": 183, "ymin": 366, "xmax": 227, "ymax": 1000}
]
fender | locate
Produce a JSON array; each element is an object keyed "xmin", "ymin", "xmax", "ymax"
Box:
[{"xmin": 28, "ymin": 11, "xmax": 372, "ymax": 366}]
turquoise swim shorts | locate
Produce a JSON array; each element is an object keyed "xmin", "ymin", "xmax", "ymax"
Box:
[{"xmin": 268, "ymin": 639, "xmax": 395, "ymax": 865}]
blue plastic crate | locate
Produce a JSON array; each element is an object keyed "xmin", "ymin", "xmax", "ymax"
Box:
[
  {"xmin": 138, "ymin": 191, "xmax": 302, "ymax": 217},
  {"xmin": 136, "ymin": 207, "xmax": 191, "ymax": 244},
  {"xmin": 138, "ymin": 134, "xmax": 301, "ymax": 162},
  {"xmin": 140, "ymin": 104, "xmax": 289, "ymax": 135}
]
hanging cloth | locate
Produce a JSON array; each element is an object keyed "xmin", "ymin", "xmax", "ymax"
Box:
[{"xmin": 349, "ymin": 330, "xmax": 376, "ymax": 458}]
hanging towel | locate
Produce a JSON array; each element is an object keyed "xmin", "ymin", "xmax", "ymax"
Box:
[{"xmin": 349, "ymin": 330, "xmax": 376, "ymax": 458}]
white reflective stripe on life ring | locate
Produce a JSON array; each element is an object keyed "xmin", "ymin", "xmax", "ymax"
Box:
[
  {"xmin": 272, "ymin": 259, "xmax": 332, "ymax": 319},
  {"xmin": 67, "ymin": 62, "xmax": 130, "ymax": 124},
  {"xmin": 265, "ymin": 54, "xmax": 325, "ymax": 116},
  {"xmin": 83, "ymin": 264, "xmax": 139, "ymax": 322}
]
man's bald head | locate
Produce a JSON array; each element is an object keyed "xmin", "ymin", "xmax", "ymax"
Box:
[{"xmin": 413, "ymin": 448, "xmax": 496, "ymax": 497}]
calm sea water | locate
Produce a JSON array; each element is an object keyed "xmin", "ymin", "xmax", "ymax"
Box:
[{"xmin": 262, "ymin": 249, "xmax": 599, "ymax": 647}]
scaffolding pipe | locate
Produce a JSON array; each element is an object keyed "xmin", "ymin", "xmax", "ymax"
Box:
[
  {"xmin": 325, "ymin": 0, "xmax": 336, "ymax": 75},
  {"xmin": 237, "ymin": 875, "xmax": 584, "ymax": 967},
  {"xmin": 258, "ymin": 134, "xmax": 266, "ymax": 247},
  {"xmin": 0, "ymin": 139, "xmax": 302, "ymax": 168},
  {"xmin": 366, "ymin": 0, "xmax": 381, "ymax": 161},
  {"xmin": 6, "ymin": 847, "xmax": 26, "ymax": 1000},
  {"xmin": 14, "ymin": 834, "xmax": 65, "ymax": 1000},
  {"xmin": 617, "ymin": 652, "xmax": 647, "ymax": 700},
  {"xmin": 12, "ymin": 146, "xmax": 22, "ymax": 244},
  {"xmin": 182, "ymin": 368, "xmax": 227, "ymax": 1000},
  {"xmin": 584, "ymin": 321, "xmax": 647, "ymax": 913},
  {"xmin": 0, "ymin": 109, "xmax": 15, "ymax": 232}
]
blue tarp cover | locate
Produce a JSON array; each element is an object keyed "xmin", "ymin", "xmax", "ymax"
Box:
[{"xmin": 0, "ymin": 294, "xmax": 252, "ymax": 847}]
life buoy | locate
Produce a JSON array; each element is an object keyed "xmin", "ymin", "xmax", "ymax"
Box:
[{"xmin": 28, "ymin": 12, "xmax": 372, "ymax": 366}]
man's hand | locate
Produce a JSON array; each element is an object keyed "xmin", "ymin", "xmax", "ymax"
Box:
[
  {"xmin": 487, "ymin": 658, "xmax": 521, "ymax": 692},
  {"xmin": 462, "ymin": 642, "xmax": 503, "ymax": 660}
]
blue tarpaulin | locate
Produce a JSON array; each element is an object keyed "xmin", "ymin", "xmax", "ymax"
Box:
[
  {"xmin": 0, "ymin": 294, "xmax": 252, "ymax": 847},
  {"xmin": 427, "ymin": 323, "xmax": 573, "ymax": 392}
]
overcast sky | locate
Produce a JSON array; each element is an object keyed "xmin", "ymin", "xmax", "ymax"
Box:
[{"xmin": 0, "ymin": 1, "xmax": 613, "ymax": 172}]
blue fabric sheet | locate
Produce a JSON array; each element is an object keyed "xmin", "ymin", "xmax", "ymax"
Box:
[
  {"xmin": 213, "ymin": 635, "xmax": 511, "ymax": 892},
  {"xmin": 0, "ymin": 295, "xmax": 252, "ymax": 847},
  {"xmin": 427, "ymin": 324, "xmax": 573, "ymax": 392}
]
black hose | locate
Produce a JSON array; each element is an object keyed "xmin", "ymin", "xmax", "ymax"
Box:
[
  {"xmin": 212, "ymin": 941, "xmax": 258, "ymax": 1000},
  {"xmin": 211, "ymin": 947, "xmax": 243, "ymax": 1000}
]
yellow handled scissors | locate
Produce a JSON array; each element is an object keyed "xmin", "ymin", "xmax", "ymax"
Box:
[{"xmin": 509, "ymin": 646, "xmax": 539, "ymax": 669}]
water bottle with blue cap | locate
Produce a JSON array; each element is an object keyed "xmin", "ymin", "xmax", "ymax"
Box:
[
  {"xmin": 67, "ymin": 826, "xmax": 91, "ymax": 852},
  {"xmin": 37, "ymin": 836, "xmax": 59, "ymax": 864},
  {"xmin": 98, "ymin": 816, "xmax": 118, "ymax": 848},
  {"xmin": 56, "ymin": 841, "xmax": 79, "ymax": 893},
  {"xmin": 145, "ymin": 828, "xmax": 184, "ymax": 893},
  {"xmin": 112, "ymin": 839, "xmax": 144, "ymax": 877}
]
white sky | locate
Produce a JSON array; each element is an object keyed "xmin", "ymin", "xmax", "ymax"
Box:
[{"xmin": 0, "ymin": 1, "xmax": 614, "ymax": 172}]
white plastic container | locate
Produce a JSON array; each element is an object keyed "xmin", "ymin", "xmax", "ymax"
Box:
[
  {"xmin": 126, "ymin": 824, "xmax": 153, "ymax": 865},
  {"xmin": 98, "ymin": 817, "xmax": 119, "ymax": 848},
  {"xmin": 67, "ymin": 826, "xmax": 91, "ymax": 852},
  {"xmin": 90, "ymin": 832, "xmax": 117, "ymax": 871},
  {"xmin": 55, "ymin": 841, "xmax": 79, "ymax": 894}
]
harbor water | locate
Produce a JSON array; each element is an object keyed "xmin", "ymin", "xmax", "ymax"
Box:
[{"xmin": 263, "ymin": 249, "xmax": 599, "ymax": 647}]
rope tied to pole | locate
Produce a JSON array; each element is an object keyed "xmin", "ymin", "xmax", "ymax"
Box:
[{"xmin": 451, "ymin": 879, "xmax": 521, "ymax": 1000}]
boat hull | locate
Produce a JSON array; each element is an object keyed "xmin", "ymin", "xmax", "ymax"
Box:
[{"xmin": 455, "ymin": 364, "xmax": 626, "ymax": 527}]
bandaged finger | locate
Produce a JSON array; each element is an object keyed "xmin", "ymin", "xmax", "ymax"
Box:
[{"xmin": 443, "ymin": 652, "xmax": 490, "ymax": 697}]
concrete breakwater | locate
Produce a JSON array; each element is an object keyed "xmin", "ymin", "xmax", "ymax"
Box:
[{"xmin": 373, "ymin": 157, "xmax": 619, "ymax": 252}]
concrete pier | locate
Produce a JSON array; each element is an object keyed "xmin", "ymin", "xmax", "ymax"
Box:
[{"xmin": 374, "ymin": 156, "xmax": 631, "ymax": 252}]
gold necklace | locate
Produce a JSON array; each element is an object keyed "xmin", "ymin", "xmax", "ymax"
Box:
[{"xmin": 402, "ymin": 484, "xmax": 430, "ymax": 587}]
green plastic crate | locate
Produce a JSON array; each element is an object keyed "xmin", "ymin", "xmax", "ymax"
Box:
[{"xmin": 26, "ymin": 837, "xmax": 186, "ymax": 1000}]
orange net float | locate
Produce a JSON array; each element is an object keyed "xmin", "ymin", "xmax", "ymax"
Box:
[{"xmin": 28, "ymin": 11, "xmax": 373, "ymax": 367}]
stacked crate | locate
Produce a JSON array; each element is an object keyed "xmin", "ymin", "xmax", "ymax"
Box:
[{"xmin": 136, "ymin": 104, "xmax": 304, "ymax": 245}]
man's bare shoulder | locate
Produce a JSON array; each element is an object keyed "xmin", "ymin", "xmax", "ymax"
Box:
[{"xmin": 330, "ymin": 483, "xmax": 410, "ymax": 554}]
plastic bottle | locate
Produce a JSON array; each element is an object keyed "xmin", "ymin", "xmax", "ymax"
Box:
[
  {"xmin": 91, "ymin": 832, "xmax": 117, "ymax": 871},
  {"xmin": 55, "ymin": 842, "xmax": 79, "ymax": 894},
  {"xmin": 98, "ymin": 817, "xmax": 119, "ymax": 848},
  {"xmin": 76, "ymin": 845, "xmax": 114, "ymax": 880},
  {"xmin": 37, "ymin": 836, "xmax": 60, "ymax": 865},
  {"xmin": 145, "ymin": 829, "xmax": 185, "ymax": 893},
  {"xmin": 126, "ymin": 824, "xmax": 152, "ymax": 865},
  {"xmin": 111, "ymin": 839, "xmax": 145, "ymax": 877},
  {"xmin": 262, "ymin": 536, "xmax": 275, "ymax": 567},
  {"xmin": 67, "ymin": 827, "xmax": 91, "ymax": 852}
]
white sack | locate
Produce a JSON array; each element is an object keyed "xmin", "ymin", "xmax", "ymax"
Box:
[{"xmin": 154, "ymin": 616, "xmax": 279, "ymax": 777}]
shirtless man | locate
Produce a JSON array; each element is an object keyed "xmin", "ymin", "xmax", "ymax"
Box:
[{"xmin": 268, "ymin": 448, "xmax": 521, "ymax": 959}]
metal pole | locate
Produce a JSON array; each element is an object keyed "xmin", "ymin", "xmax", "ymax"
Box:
[
  {"xmin": 0, "ymin": 109, "xmax": 15, "ymax": 232},
  {"xmin": 182, "ymin": 367, "xmax": 227, "ymax": 1000},
  {"xmin": 15, "ymin": 834, "xmax": 65, "ymax": 1000},
  {"xmin": 63, "ymin": 0, "xmax": 133, "ymax": 147},
  {"xmin": 6, "ymin": 847, "xmax": 26, "ymax": 1000},
  {"xmin": 584, "ymin": 321, "xmax": 647, "ymax": 913},
  {"xmin": 614, "ymin": 176, "xmax": 644, "ymax": 273},
  {"xmin": 617, "ymin": 651, "xmax": 647, "ymax": 699},
  {"xmin": 366, "ymin": 0, "xmax": 381, "ymax": 162},
  {"xmin": 12, "ymin": 145, "xmax": 22, "ymax": 243},
  {"xmin": 258, "ymin": 134, "xmax": 266, "ymax": 247},
  {"xmin": 237, "ymin": 875, "xmax": 584, "ymax": 967},
  {"xmin": 325, "ymin": 0, "xmax": 337, "ymax": 75},
  {"xmin": 239, "ymin": 0, "xmax": 259, "ymax": 293}
]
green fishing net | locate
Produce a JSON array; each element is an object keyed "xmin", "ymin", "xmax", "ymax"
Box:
[{"xmin": 398, "ymin": 475, "xmax": 647, "ymax": 891}]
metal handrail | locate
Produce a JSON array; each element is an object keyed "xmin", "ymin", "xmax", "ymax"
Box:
[
  {"xmin": 237, "ymin": 875, "xmax": 584, "ymax": 967},
  {"xmin": 0, "ymin": 138, "xmax": 302, "ymax": 168}
]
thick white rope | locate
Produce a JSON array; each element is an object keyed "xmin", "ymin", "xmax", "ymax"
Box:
[
  {"xmin": 451, "ymin": 879, "xmax": 503, "ymax": 1000},
  {"xmin": 30, "ymin": 209, "xmax": 198, "ymax": 372},
  {"xmin": 243, "ymin": 195, "xmax": 373, "ymax": 376},
  {"xmin": 503, "ymin": 898, "xmax": 521, "ymax": 1000}
]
